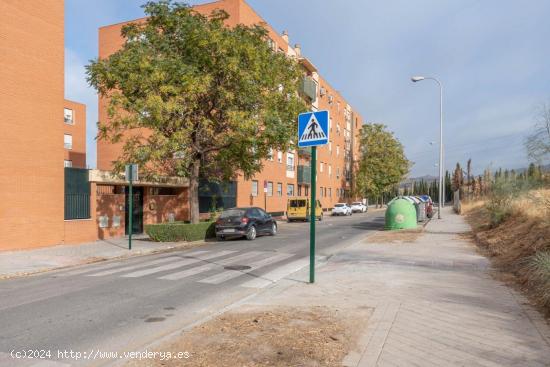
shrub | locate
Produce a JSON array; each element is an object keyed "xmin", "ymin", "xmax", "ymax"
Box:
[
  {"xmin": 526, "ymin": 251, "xmax": 550, "ymax": 308},
  {"xmin": 145, "ymin": 221, "xmax": 216, "ymax": 242}
]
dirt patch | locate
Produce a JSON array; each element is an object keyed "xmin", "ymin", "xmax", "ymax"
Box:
[
  {"xmin": 127, "ymin": 306, "xmax": 364, "ymax": 367},
  {"xmin": 365, "ymin": 228, "xmax": 424, "ymax": 244}
]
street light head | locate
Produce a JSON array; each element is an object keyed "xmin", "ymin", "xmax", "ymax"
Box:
[{"xmin": 411, "ymin": 76, "xmax": 425, "ymax": 82}]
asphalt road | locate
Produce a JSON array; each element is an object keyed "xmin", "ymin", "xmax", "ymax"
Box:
[{"xmin": 0, "ymin": 210, "xmax": 384, "ymax": 367}]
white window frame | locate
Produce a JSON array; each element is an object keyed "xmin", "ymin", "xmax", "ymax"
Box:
[
  {"xmin": 320, "ymin": 162, "xmax": 324, "ymax": 173},
  {"xmin": 277, "ymin": 182, "xmax": 283, "ymax": 197},
  {"xmin": 64, "ymin": 134, "xmax": 73, "ymax": 150},
  {"xmin": 251, "ymin": 180, "xmax": 259, "ymax": 197},
  {"xmin": 267, "ymin": 181, "xmax": 273, "ymax": 197},
  {"xmin": 287, "ymin": 184, "xmax": 295, "ymax": 197},
  {"xmin": 277, "ymin": 151, "xmax": 283, "ymax": 163},
  {"xmin": 64, "ymin": 160, "xmax": 72, "ymax": 168},
  {"xmin": 286, "ymin": 152, "xmax": 295, "ymax": 171},
  {"xmin": 64, "ymin": 108, "xmax": 74, "ymax": 125}
]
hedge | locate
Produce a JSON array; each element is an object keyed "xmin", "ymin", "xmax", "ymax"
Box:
[{"xmin": 145, "ymin": 221, "xmax": 216, "ymax": 242}]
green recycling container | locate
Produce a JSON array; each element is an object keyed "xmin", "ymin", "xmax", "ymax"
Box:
[{"xmin": 385, "ymin": 198, "xmax": 417, "ymax": 230}]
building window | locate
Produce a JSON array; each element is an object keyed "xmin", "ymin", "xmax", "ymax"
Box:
[
  {"xmin": 277, "ymin": 183, "xmax": 283, "ymax": 196},
  {"xmin": 336, "ymin": 145, "xmax": 340, "ymax": 157},
  {"xmin": 277, "ymin": 151, "xmax": 283, "ymax": 163},
  {"xmin": 64, "ymin": 160, "xmax": 72, "ymax": 168},
  {"xmin": 320, "ymin": 162, "xmax": 324, "ymax": 173},
  {"xmin": 64, "ymin": 134, "xmax": 73, "ymax": 150},
  {"xmin": 337, "ymin": 167, "xmax": 340, "ymax": 179},
  {"xmin": 329, "ymin": 141, "xmax": 332, "ymax": 153},
  {"xmin": 64, "ymin": 108, "xmax": 74, "ymax": 124},
  {"xmin": 286, "ymin": 152, "xmax": 294, "ymax": 171},
  {"xmin": 268, "ymin": 148, "xmax": 274, "ymax": 161},
  {"xmin": 305, "ymin": 186, "xmax": 309, "ymax": 196},
  {"xmin": 329, "ymin": 165, "xmax": 332, "ymax": 176},
  {"xmin": 252, "ymin": 180, "xmax": 258, "ymax": 197},
  {"xmin": 328, "ymin": 188, "xmax": 332, "ymax": 197},
  {"xmin": 287, "ymin": 184, "xmax": 295, "ymax": 197},
  {"xmin": 267, "ymin": 181, "xmax": 273, "ymax": 196}
]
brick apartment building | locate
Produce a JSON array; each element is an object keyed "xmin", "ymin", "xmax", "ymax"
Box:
[
  {"xmin": 0, "ymin": 0, "xmax": 363, "ymax": 250},
  {"xmin": 96, "ymin": 0, "xmax": 364, "ymax": 234}
]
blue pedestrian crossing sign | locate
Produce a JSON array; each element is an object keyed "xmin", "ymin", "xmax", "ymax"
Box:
[{"xmin": 298, "ymin": 110, "xmax": 330, "ymax": 147}]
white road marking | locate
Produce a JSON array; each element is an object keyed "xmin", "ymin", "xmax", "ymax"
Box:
[
  {"xmin": 87, "ymin": 256, "xmax": 192, "ymax": 277},
  {"xmin": 198, "ymin": 252, "xmax": 294, "ymax": 285},
  {"xmin": 121, "ymin": 251, "xmax": 236, "ymax": 278},
  {"xmin": 240, "ymin": 258, "xmax": 309, "ymax": 288},
  {"xmin": 62, "ymin": 250, "xmax": 210, "ymax": 276},
  {"xmin": 158, "ymin": 251, "xmax": 265, "ymax": 281}
]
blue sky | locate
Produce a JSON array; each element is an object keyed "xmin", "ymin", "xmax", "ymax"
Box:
[{"xmin": 65, "ymin": 0, "xmax": 550, "ymax": 176}]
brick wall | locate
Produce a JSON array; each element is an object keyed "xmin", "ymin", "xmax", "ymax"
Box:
[{"xmin": 0, "ymin": 0, "xmax": 65, "ymax": 250}]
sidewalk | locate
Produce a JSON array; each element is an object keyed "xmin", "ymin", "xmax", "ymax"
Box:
[
  {"xmin": 152, "ymin": 207, "xmax": 550, "ymax": 367},
  {"xmin": 0, "ymin": 236, "xmax": 202, "ymax": 279}
]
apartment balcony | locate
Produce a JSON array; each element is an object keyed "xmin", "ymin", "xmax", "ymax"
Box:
[
  {"xmin": 299, "ymin": 77, "xmax": 317, "ymax": 102},
  {"xmin": 298, "ymin": 147, "xmax": 311, "ymax": 157},
  {"xmin": 297, "ymin": 165, "xmax": 311, "ymax": 184}
]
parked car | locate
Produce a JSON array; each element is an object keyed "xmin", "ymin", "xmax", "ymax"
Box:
[
  {"xmin": 215, "ymin": 207, "xmax": 277, "ymax": 241},
  {"xmin": 287, "ymin": 198, "xmax": 323, "ymax": 222},
  {"xmin": 332, "ymin": 203, "xmax": 352, "ymax": 216},
  {"xmin": 350, "ymin": 201, "xmax": 367, "ymax": 213}
]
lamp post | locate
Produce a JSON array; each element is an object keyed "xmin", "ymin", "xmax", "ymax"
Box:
[{"xmin": 411, "ymin": 76, "xmax": 444, "ymax": 219}]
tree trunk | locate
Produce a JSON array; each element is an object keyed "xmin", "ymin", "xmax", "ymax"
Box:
[{"xmin": 189, "ymin": 159, "xmax": 200, "ymax": 224}]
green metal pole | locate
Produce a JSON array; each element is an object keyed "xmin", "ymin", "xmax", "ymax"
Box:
[
  {"xmin": 128, "ymin": 168, "xmax": 133, "ymax": 250},
  {"xmin": 309, "ymin": 146, "xmax": 317, "ymax": 283}
]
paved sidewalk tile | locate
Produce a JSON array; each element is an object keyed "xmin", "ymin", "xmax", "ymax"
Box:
[
  {"xmin": 337, "ymin": 208, "xmax": 550, "ymax": 367},
  {"xmin": 0, "ymin": 235, "xmax": 199, "ymax": 278}
]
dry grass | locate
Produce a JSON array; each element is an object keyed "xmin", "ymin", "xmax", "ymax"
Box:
[
  {"xmin": 127, "ymin": 306, "xmax": 363, "ymax": 367},
  {"xmin": 464, "ymin": 189, "xmax": 550, "ymax": 313},
  {"xmin": 365, "ymin": 228, "xmax": 424, "ymax": 244}
]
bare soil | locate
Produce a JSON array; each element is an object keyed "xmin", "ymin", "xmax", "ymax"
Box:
[
  {"xmin": 365, "ymin": 228, "xmax": 424, "ymax": 244},
  {"xmin": 128, "ymin": 306, "xmax": 362, "ymax": 367}
]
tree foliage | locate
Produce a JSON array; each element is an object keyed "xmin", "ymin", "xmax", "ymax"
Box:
[
  {"xmin": 86, "ymin": 0, "xmax": 306, "ymax": 222},
  {"xmin": 355, "ymin": 124, "xmax": 409, "ymax": 201}
]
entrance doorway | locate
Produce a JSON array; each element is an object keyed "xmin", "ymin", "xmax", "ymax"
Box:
[{"xmin": 125, "ymin": 186, "xmax": 143, "ymax": 235}]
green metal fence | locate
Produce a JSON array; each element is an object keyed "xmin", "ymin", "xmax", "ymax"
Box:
[{"xmin": 64, "ymin": 168, "xmax": 91, "ymax": 220}]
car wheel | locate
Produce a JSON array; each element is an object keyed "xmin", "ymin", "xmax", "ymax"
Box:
[
  {"xmin": 246, "ymin": 225, "xmax": 257, "ymax": 240},
  {"xmin": 270, "ymin": 223, "xmax": 277, "ymax": 236},
  {"xmin": 319, "ymin": 214, "xmax": 323, "ymax": 221},
  {"xmin": 216, "ymin": 235, "xmax": 225, "ymax": 241}
]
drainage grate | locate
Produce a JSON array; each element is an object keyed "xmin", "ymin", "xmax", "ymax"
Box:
[{"xmin": 224, "ymin": 265, "xmax": 251, "ymax": 271}]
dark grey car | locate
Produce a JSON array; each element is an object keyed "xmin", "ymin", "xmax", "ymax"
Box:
[{"xmin": 215, "ymin": 207, "xmax": 277, "ymax": 241}]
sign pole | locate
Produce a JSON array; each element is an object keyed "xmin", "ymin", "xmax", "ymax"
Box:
[
  {"xmin": 309, "ymin": 146, "xmax": 317, "ymax": 283},
  {"xmin": 128, "ymin": 168, "xmax": 133, "ymax": 250}
]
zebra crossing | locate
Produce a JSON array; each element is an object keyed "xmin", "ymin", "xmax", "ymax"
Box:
[{"xmin": 63, "ymin": 249, "xmax": 303, "ymax": 287}]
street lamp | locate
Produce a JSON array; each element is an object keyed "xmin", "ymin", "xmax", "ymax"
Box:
[{"xmin": 411, "ymin": 75, "xmax": 444, "ymax": 219}]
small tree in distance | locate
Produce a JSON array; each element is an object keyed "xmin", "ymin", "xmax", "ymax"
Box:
[
  {"xmin": 355, "ymin": 124, "xmax": 409, "ymax": 206},
  {"xmin": 87, "ymin": 1, "xmax": 306, "ymax": 223}
]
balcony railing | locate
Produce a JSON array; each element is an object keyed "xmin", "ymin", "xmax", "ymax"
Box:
[
  {"xmin": 299, "ymin": 77, "xmax": 317, "ymax": 102},
  {"xmin": 297, "ymin": 165, "xmax": 311, "ymax": 184},
  {"xmin": 298, "ymin": 147, "xmax": 311, "ymax": 157}
]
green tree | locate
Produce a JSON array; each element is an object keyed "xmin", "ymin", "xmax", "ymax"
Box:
[
  {"xmin": 355, "ymin": 124, "xmax": 409, "ymax": 205},
  {"xmin": 87, "ymin": 1, "xmax": 306, "ymax": 223}
]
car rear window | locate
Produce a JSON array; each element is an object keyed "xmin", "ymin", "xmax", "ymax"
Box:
[
  {"xmin": 352, "ymin": 202, "xmax": 361, "ymax": 205},
  {"xmin": 220, "ymin": 209, "xmax": 246, "ymax": 218},
  {"xmin": 289, "ymin": 200, "xmax": 307, "ymax": 208},
  {"xmin": 334, "ymin": 204, "xmax": 345, "ymax": 207}
]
